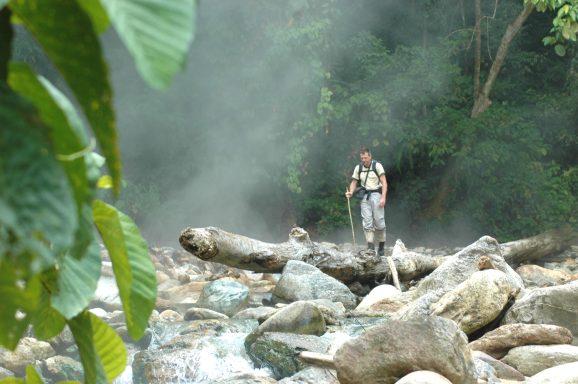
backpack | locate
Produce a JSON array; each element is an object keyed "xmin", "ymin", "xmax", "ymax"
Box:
[{"xmin": 357, "ymin": 160, "xmax": 380, "ymax": 186}]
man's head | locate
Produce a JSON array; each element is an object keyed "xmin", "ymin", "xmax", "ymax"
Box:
[{"xmin": 359, "ymin": 147, "xmax": 372, "ymax": 167}]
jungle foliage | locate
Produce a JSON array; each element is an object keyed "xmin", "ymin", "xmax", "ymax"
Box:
[
  {"xmin": 1, "ymin": 0, "xmax": 195, "ymax": 383},
  {"xmin": 105, "ymin": 0, "xmax": 577, "ymax": 244},
  {"xmin": 189, "ymin": 0, "xmax": 578, "ymax": 243}
]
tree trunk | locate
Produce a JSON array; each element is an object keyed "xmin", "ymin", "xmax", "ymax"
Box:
[
  {"xmin": 500, "ymin": 226, "xmax": 578, "ymax": 267},
  {"xmin": 471, "ymin": 3, "xmax": 534, "ymax": 117},
  {"xmin": 179, "ymin": 226, "xmax": 445, "ymax": 284},
  {"xmin": 0, "ymin": 8, "xmax": 13, "ymax": 83},
  {"xmin": 180, "ymin": 226, "xmax": 577, "ymax": 284},
  {"xmin": 473, "ymin": 0, "xmax": 482, "ymax": 98}
]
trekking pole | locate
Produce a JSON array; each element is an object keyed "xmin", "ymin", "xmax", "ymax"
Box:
[{"xmin": 346, "ymin": 188, "xmax": 356, "ymax": 246}]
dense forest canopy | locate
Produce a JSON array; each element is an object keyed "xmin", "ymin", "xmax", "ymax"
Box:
[
  {"xmin": 99, "ymin": 0, "xmax": 577, "ymax": 246},
  {"xmin": 12, "ymin": 1, "xmax": 578, "ymax": 247}
]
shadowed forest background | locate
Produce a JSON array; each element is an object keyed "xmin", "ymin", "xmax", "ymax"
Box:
[{"xmin": 16, "ymin": 0, "xmax": 578, "ymax": 247}]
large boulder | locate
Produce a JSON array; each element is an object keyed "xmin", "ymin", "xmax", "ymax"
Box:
[
  {"xmin": 515, "ymin": 264, "xmax": 572, "ymax": 288},
  {"xmin": 273, "ymin": 260, "xmax": 357, "ymax": 309},
  {"xmin": 430, "ymin": 269, "xmax": 514, "ymax": 334},
  {"xmin": 245, "ymin": 301, "xmax": 326, "ymax": 348},
  {"xmin": 525, "ymin": 361, "xmax": 578, "ymax": 384},
  {"xmin": 247, "ymin": 333, "xmax": 331, "ymax": 379},
  {"xmin": 416, "ymin": 236, "xmax": 523, "ymax": 296},
  {"xmin": 469, "ymin": 323, "xmax": 574, "ymax": 359},
  {"xmin": 502, "ymin": 280, "xmax": 578, "ymax": 345},
  {"xmin": 500, "ymin": 344, "xmax": 578, "ymax": 376},
  {"xmin": 395, "ymin": 370, "xmax": 453, "ymax": 383},
  {"xmin": 333, "ymin": 316, "xmax": 477, "ymax": 384},
  {"xmin": 471, "ymin": 351, "xmax": 525, "ymax": 382},
  {"xmin": 0, "ymin": 338, "xmax": 56, "ymax": 375}
]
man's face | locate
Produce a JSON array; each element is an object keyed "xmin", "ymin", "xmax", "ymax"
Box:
[{"xmin": 360, "ymin": 152, "xmax": 372, "ymax": 167}]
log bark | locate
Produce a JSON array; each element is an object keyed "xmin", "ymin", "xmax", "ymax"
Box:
[
  {"xmin": 500, "ymin": 226, "xmax": 578, "ymax": 267},
  {"xmin": 179, "ymin": 226, "xmax": 444, "ymax": 284},
  {"xmin": 179, "ymin": 226, "xmax": 577, "ymax": 284}
]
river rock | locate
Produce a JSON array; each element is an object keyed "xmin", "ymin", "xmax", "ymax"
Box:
[
  {"xmin": 158, "ymin": 309, "xmax": 183, "ymax": 322},
  {"xmin": 395, "ymin": 370, "xmax": 453, "ymax": 383},
  {"xmin": 416, "ymin": 236, "xmax": 523, "ymax": 296},
  {"xmin": 525, "ymin": 361, "xmax": 578, "ymax": 383},
  {"xmin": 333, "ymin": 316, "xmax": 476, "ymax": 384},
  {"xmin": 195, "ymin": 279, "xmax": 250, "ymax": 316},
  {"xmin": 306, "ymin": 299, "xmax": 346, "ymax": 325},
  {"xmin": 516, "ymin": 264, "xmax": 572, "ymax": 287},
  {"xmin": 502, "ymin": 280, "xmax": 578, "ymax": 345},
  {"xmin": 0, "ymin": 367, "xmax": 14, "ymax": 379},
  {"xmin": 214, "ymin": 372, "xmax": 278, "ymax": 383},
  {"xmin": 245, "ymin": 301, "xmax": 326, "ymax": 348},
  {"xmin": 500, "ymin": 344, "xmax": 578, "ymax": 376},
  {"xmin": 184, "ymin": 307, "xmax": 230, "ymax": 321},
  {"xmin": 471, "ymin": 351, "xmax": 525, "ymax": 381},
  {"xmin": 355, "ymin": 284, "xmax": 401, "ymax": 311},
  {"xmin": 233, "ymin": 307, "xmax": 278, "ymax": 321},
  {"xmin": 42, "ymin": 355, "xmax": 83, "ymax": 382},
  {"xmin": 159, "ymin": 281, "xmax": 207, "ymax": 304},
  {"xmin": 277, "ymin": 366, "xmax": 339, "ymax": 383},
  {"xmin": 0, "ymin": 337, "xmax": 56, "ymax": 375},
  {"xmin": 248, "ymin": 332, "xmax": 331, "ymax": 379},
  {"xmin": 430, "ymin": 269, "xmax": 514, "ymax": 334},
  {"xmin": 469, "ymin": 323, "xmax": 574, "ymax": 359},
  {"xmin": 272, "ymin": 260, "xmax": 357, "ymax": 309},
  {"xmin": 394, "ymin": 289, "xmax": 445, "ymax": 321}
]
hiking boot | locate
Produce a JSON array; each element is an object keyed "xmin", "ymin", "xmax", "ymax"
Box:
[
  {"xmin": 367, "ymin": 242, "xmax": 375, "ymax": 251},
  {"xmin": 378, "ymin": 242, "xmax": 385, "ymax": 256}
]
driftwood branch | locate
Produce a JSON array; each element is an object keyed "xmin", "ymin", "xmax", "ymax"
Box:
[
  {"xmin": 299, "ymin": 351, "xmax": 335, "ymax": 369},
  {"xmin": 179, "ymin": 227, "xmax": 444, "ymax": 284}
]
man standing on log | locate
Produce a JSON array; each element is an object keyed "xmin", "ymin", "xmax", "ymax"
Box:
[{"xmin": 345, "ymin": 147, "xmax": 388, "ymax": 255}]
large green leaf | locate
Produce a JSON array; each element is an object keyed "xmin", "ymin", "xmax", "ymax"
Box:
[
  {"xmin": 100, "ymin": 0, "xmax": 196, "ymax": 89},
  {"xmin": 31, "ymin": 284, "xmax": 66, "ymax": 340},
  {"xmin": 0, "ymin": 260, "xmax": 42, "ymax": 349},
  {"xmin": 0, "ymin": 378, "xmax": 24, "ymax": 384},
  {"xmin": 68, "ymin": 311, "xmax": 127, "ymax": 384},
  {"xmin": 92, "ymin": 200, "xmax": 156, "ymax": 340},
  {"xmin": 9, "ymin": 0, "xmax": 122, "ymax": 193},
  {"xmin": 0, "ymin": 87, "xmax": 77, "ymax": 267},
  {"xmin": 78, "ymin": 0, "xmax": 110, "ymax": 34},
  {"xmin": 8, "ymin": 63, "xmax": 92, "ymax": 213},
  {"xmin": 25, "ymin": 366, "xmax": 43, "ymax": 384},
  {"xmin": 52, "ymin": 239, "xmax": 101, "ymax": 319}
]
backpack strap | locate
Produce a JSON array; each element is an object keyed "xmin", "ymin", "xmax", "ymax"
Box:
[{"xmin": 357, "ymin": 161, "xmax": 374, "ymax": 188}]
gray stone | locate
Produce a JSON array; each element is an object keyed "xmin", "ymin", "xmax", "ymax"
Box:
[
  {"xmin": 195, "ymin": 279, "xmax": 250, "ymax": 316},
  {"xmin": 501, "ymin": 344, "xmax": 578, "ymax": 376},
  {"xmin": 503, "ymin": 280, "xmax": 578, "ymax": 345},
  {"xmin": 469, "ymin": 323, "xmax": 574, "ymax": 359},
  {"xmin": 248, "ymin": 332, "xmax": 331, "ymax": 379},
  {"xmin": 273, "ymin": 260, "xmax": 357, "ymax": 309},
  {"xmin": 245, "ymin": 301, "xmax": 326, "ymax": 348},
  {"xmin": 333, "ymin": 316, "xmax": 477, "ymax": 384}
]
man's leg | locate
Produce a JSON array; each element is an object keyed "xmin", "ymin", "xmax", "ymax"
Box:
[
  {"xmin": 361, "ymin": 199, "xmax": 375, "ymax": 250},
  {"xmin": 370, "ymin": 193, "xmax": 386, "ymax": 256}
]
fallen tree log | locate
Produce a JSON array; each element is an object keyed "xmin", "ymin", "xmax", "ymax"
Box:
[
  {"xmin": 179, "ymin": 226, "xmax": 445, "ymax": 284},
  {"xmin": 500, "ymin": 226, "xmax": 578, "ymax": 267}
]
